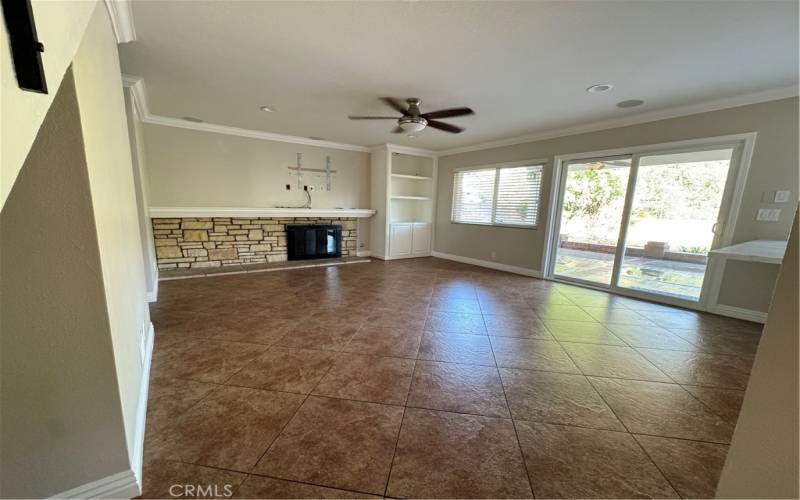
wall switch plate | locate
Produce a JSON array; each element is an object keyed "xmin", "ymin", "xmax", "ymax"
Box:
[
  {"xmin": 757, "ymin": 208, "xmax": 781, "ymax": 222},
  {"xmin": 774, "ymin": 190, "xmax": 791, "ymax": 203}
]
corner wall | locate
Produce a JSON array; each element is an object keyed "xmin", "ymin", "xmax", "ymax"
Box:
[
  {"xmin": 0, "ymin": 68, "xmax": 130, "ymax": 499},
  {"xmin": 71, "ymin": 2, "xmax": 151, "ymax": 476}
]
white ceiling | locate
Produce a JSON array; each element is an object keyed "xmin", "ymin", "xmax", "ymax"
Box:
[{"xmin": 119, "ymin": 1, "xmax": 799, "ymax": 151}]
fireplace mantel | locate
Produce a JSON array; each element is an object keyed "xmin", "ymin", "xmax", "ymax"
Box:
[{"xmin": 149, "ymin": 206, "xmax": 377, "ymax": 218}]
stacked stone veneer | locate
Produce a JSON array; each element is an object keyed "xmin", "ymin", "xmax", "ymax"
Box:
[{"xmin": 152, "ymin": 217, "xmax": 358, "ymax": 270}]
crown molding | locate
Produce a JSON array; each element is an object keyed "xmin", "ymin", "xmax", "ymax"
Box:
[
  {"xmin": 437, "ymin": 85, "xmax": 799, "ymax": 156},
  {"xmin": 145, "ymin": 115, "xmax": 372, "ymax": 153},
  {"xmin": 121, "ymin": 73, "xmax": 797, "ymax": 158},
  {"xmin": 103, "ymin": 0, "xmax": 136, "ymax": 43},
  {"xmin": 122, "ymin": 75, "xmax": 149, "ymax": 120},
  {"xmin": 121, "ymin": 75, "xmax": 370, "ymax": 153}
]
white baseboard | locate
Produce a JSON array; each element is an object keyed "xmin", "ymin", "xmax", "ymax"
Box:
[
  {"xmin": 50, "ymin": 470, "xmax": 140, "ymax": 499},
  {"xmin": 131, "ymin": 322, "xmax": 154, "ymax": 489},
  {"xmin": 710, "ymin": 304, "xmax": 768, "ymax": 324},
  {"xmin": 432, "ymin": 251, "xmax": 542, "ymax": 278},
  {"xmin": 356, "ymin": 250, "xmax": 372, "ymax": 257}
]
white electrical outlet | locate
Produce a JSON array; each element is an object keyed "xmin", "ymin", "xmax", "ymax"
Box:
[
  {"xmin": 756, "ymin": 208, "xmax": 781, "ymax": 222},
  {"xmin": 774, "ymin": 190, "xmax": 791, "ymax": 203}
]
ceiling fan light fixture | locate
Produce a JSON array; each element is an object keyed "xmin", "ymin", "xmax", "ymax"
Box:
[{"xmin": 399, "ymin": 116, "xmax": 427, "ymax": 133}]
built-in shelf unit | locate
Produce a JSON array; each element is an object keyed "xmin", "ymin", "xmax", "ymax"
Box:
[{"xmin": 370, "ymin": 145, "xmax": 437, "ymax": 259}]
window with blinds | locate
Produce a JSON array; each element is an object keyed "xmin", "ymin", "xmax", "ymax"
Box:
[{"xmin": 451, "ymin": 164, "xmax": 543, "ymax": 227}]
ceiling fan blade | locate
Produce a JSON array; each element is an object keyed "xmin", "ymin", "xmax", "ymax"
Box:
[
  {"xmin": 427, "ymin": 120, "xmax": 464, "ymax": 134},
  {"xmin": 421, "ymin": 107, "xmax": 474, "ymax": 120},
  {"xmin": 348, "ymin": 116, "xmax": 399, "ymax": 120},
  {"xmin": 381, "ymin": 97, "xmax": 408, "ymax": 115},
  {"xmin": 390, "ymin": 125, "xmax": 404, "ymax": 134}
]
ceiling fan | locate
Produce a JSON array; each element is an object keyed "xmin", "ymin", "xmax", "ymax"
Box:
[{"xmin": 348, "ymin": 97, "xmax": 474, "ymax": 134}]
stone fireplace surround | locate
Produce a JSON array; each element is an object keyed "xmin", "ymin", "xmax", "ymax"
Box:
[{"xmin": 152, "ymin": 217, "xmax": 358, "ymax": 270}]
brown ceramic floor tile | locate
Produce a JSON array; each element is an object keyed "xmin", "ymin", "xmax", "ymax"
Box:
[
  {"xmin": 483, "ymin": 315, "xmax": 554, "ymax": 339},
  {"xmin": 386, "ymin": 408, "xmax": 533, "ymax": 499},
  {"xmin": 635, "ymin": 434, "xmax": 729, "ymax": 499},
  {"xmin": 342, "ymin": 325, "xmax": 423, "ymax": 358},
  {"xmin": 313, "ymin": 353, "xmax": 415, "ymax": 405},
  {"xmin": 234, "ymin": 475, "xmax": 378, "ymax": 499},
  {"xmin": 561, "ymin": 342, "xmax": 672, "ymax": 382},
  {"xmin": 490, "ymin": 336, "xmax": 580, "ymax": 373},
  {"xmin": 275, "ymin": 323, "xmax": 360, "ymax": 351},
  {"xmin": 149, "ymin": 386, "xmax": 304, "ymax": 471},
  {"xmin": 407, "ymin": 360, "xmax": 509, "ymax": 417},
  {"xmin": 365, "ymin": 309, "xmax": 427, "ymax": 329},
  {"xmin": 148, "ymin": 258, "xmax": 753, "ymax": 499},
  {"xmin": 536, "ymin": 304, "xmax": 596, "ymax": 322},
  {"xmin": 425, "ymin": 311, "xmax": 487, "ymax": 335},
  {"xmin": 146, "ymin": 376, "xmax": 217, "ymax": 433},
  {"xmin": 515, "ymin": 420, "xmax": 677, "ymax": 499},
  {"xmin": 429, "ymin": 297, "xmax": 482, "ymax": 314},
  {"xmin": 581, "ymin": 306, "xmax": 655, "ymax": 325},
  {"xmin": 226, "ymin": 347, "xmax": 337, "ymax": 394},
  {"xmin": 589, "ymin": 377, "xmax": 734, "ymax": 443},
  {"xmin": 604, "ymin": 323, "xmax": 697, "ymax": 350},
  {"xmin": 150, "ymin": 339, "xmax": 269, "ymax": 384},
  {"xmin": 417, "ymin": 330, "xmax": 496, "ymax": 366},
  {"xmin": 682, "ymin": 385, "xmax": 745, "ymax": 423},
  {"xmin": 499, "ymin": 368, "xmax": 624, "ymax": 431},
  {"xmin": 254, "ymin": 396, "xmax": 403, "ymax": 495},
  {"xmin": 637, "ymin": 348, "xmax": 752, "ymax": 389},
  {"xmin": 140, "ymin": 459, "xmax": 246, "ymax": 498},
  {"xmin": 669, "ymin": 328, "xmax": 762, "ymax": 357},
  {"xmin": 543, "ymin": 320, "xmax": 626, "ymax": 345}
]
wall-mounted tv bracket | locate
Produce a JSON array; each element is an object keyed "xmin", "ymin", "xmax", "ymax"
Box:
[
  {"xmin": 2, "ymin": 0, "xmax": 48, "ymax": 93},
  {"xmin": 287, "ymin": 154, "xmax": 336, "ymax": 190}
]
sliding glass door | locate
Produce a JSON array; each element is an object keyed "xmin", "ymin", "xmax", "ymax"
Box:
[
  {"xmin": 552, "ymin": 157, "xmax": 631, "ymax": 287},
  {"xmin": 616, "ymin": 148, "xmax": 734, "ymax": 301},
  {"xmin": 548, "ymin": 141, "xmax": 743, "ymax": 306}
]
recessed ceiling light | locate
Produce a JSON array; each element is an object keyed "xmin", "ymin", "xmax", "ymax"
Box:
[
  {"xmin": 617, "ymin": 99, "xmax": 645, "ymax": 108},
  {"xmin": 259, "ymin": 105, "xmax": 277, "ymax": 113},
  {"xmin": 586, "ymin": 83, "xmax": 614, "ymax": 94},
  {"xmin": 181, "ymin": 116, "xmax": 204, "ymax": 123}
]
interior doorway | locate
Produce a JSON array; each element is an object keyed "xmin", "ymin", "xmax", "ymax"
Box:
[{"xmin": 545, "ymin": 134, "xmax": 754, "ymax": 308}]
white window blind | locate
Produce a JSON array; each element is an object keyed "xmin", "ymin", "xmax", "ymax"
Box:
[{"xmin": 452, "ymin": 164, "xmax": 543, "ymax": 227}]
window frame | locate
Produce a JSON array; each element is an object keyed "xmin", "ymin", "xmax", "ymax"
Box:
[{"xmin": 450, "ymin": 159, "xmax": 547, "ymax": 230}]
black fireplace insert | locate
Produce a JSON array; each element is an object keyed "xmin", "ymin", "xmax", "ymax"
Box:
[{"xmin": 286, "ymin": 224, "xmax": 342, "ymax": 261}]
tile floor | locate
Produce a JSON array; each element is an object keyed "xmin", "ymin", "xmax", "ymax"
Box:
[{"xmin": 142, "ymin": 257, "xmax": 762, "ymax": 499}]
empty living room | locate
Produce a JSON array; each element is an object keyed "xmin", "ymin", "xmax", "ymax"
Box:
[{"xmin": 1, "ymin": 0, "xmax": 799, "ymax": 498}]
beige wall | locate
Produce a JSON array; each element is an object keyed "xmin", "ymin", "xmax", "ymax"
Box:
[
  {"xmin": 143, "ymin": 123, "xmax": 372, "ymax": 249},
  {"xmin": 0, "ymin": 0, "xmax": 98, "ymax": 208},
  {"xmin": 71, "ymin": 4, "xmax": 151, "ymax": 472},
  {"xmin": 0, "ymin": 69, "xmax": 130, "ymax": 498},
  {"xmin": 716, "ymin": 209, "xmax": 799, "ymax": 498},
  {"xmin": 436, "ymin": 98, "xmax": 798, "ymax": 311}
]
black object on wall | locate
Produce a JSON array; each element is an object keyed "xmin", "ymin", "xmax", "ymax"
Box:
[
  {"xmin": 286, "ymin": 225, "xmax": 342, "ymax": 261},
  {"xmin": 2, "ymin": 0, "xmax": 47, "ymax": 93}
]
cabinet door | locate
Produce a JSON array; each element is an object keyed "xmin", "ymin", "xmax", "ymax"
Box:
[
  {"xmin": 389, "ymin": 223, "xmax": 413, "ymax": 256},
  {"xmin": 411, "ymin": 223, "xmax": 432, "ymax": 255}
]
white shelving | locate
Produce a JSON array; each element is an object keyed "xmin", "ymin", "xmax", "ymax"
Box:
[
  {"xmin": 391, "ymin": 173, "xmax": 433, "ymax": 180},
  {"xmin": 391, "ymin": 195, "xmax": 431, "ymax": 200},
  {"xmin": 370, "ymin": 146, "xmax": 437, "ymax": 259}
]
